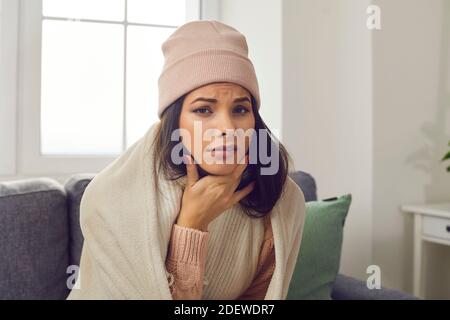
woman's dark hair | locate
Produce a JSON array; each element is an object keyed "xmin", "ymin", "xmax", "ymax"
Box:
[{"xmin": 151, "ymin": 93, "xmax": 293, "ymax": 219}]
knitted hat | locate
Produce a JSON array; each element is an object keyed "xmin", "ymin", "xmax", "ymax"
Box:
[{"xmin": 157, "ymin": 20, "xmax": 261, "ymax": 119}]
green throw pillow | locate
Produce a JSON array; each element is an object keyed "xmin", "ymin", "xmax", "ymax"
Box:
[{"xmin": 286, "ymin": 193, "xmax": 352, "ymax": 300}]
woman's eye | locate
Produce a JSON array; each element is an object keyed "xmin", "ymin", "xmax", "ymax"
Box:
[
  {"xmin": 234, "ymin": 106, "xmax": 250, "ymax": 114},
  {"xmin": 193, "ymin": 107, "xmax": 212, "ymax": 114}
]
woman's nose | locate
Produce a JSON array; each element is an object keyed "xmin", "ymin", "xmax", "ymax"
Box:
[{"xmin": 216, "ymin": 114, "xmax": 236, "ymax": 135}]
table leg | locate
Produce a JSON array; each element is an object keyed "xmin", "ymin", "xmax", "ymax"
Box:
[{"xmin": 413, "ymin": 214, "xmax": 424, "ymax": 298}]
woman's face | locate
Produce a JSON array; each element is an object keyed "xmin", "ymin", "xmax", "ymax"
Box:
[{"xmin": 179, "ymin": 82, "xmax": 256, "ymax": 176}]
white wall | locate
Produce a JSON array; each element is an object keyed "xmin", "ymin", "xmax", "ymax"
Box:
[
  {"xmin": 282, "ymin": 0, "xmax": 450, "ymax": 297},
  {"xmin": 282, "ymin": 0, "xmax": 373, "ymax": 280},
  {"xmin": 372, "ymin": 0, "xmax": 450, "ymax": 297}
]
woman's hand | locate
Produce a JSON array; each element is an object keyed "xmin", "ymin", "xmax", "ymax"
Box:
[{"xmin": 176, "ymin": 154, "xmax": 255, "ymax": 232}]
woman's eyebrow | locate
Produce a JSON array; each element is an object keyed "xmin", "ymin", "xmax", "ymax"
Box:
[
  {"xmin": 190, "ymin": 96, "xmax": 251, "ymax": 104},
  {"xmin": 190, "ymin": 97, "xmax": 217, "ymax": 104},
  {"xmin": 233, "ymin": 97, "xmax": 251, "ymax": 104}
]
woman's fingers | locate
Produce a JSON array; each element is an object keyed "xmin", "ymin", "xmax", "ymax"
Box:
[
  {"xmin": 230, "ymin": 181, "xmax": 255, "ymax": 205},
  {"xmin": 184, "ymin": 155, "xmax": 199, "ymax": 187}
]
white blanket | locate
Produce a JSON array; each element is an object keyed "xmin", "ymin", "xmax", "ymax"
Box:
[{"xmin": 66, "ymin": 121, "xmax": 306, "ymax": 299}]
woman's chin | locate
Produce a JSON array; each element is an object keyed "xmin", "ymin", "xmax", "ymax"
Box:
[{"xmin": 198, "ymin": 163, "xmax": 237, "ymax": 176}]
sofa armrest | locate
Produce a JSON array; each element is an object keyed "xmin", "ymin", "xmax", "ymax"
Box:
[{"xmin": 331, "ymin": 274, "xmax": 419, "ymax": 300}]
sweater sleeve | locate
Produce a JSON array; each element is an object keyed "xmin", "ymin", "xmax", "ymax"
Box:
[{"xmin": 165, "ymin": 223, "xmax": 209, "ymax": 300}]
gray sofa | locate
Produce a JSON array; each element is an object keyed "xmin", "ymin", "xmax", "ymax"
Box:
[{"xmin": 0, "ymin": 171, "xmax": 417, "ymax": 300}]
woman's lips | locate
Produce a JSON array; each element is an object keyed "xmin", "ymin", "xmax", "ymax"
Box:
[{"xmin": 210, "ymin": 145, "xmax": 237, "ymax": 157}]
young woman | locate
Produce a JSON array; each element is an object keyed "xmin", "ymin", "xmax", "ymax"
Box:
[{"xmin": 67, "ymin": 20, "xmax": 305, "ymax": 300}]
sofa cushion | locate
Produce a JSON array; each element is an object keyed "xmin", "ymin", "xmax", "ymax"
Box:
[
  {"xmin": 331, "ymin": 274, "xmax": 418, "ymax": 300},
  {"xmin": 64, "ymin": 173, "xmax": 95, "ymax": 268},
  {"xmin": 288, "ymin": 171, "xmax": 317, "ymax": 202},
  {"xmin": 0, "ymin": 178, "xmax": 70, "ymax": 299},
  {"xmin": 287, "ymin": 193, "xmax": 352, "ymax": 299}
]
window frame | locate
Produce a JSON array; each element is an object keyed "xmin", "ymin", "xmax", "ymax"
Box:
[{"xmin": 17, "ymin": 0, "xmax": 217, "ymax": 175}]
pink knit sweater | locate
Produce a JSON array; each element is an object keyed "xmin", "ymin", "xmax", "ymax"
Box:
[{"xmin": 165, "ymin": 217, "xmax": 275, "ymax": 300}]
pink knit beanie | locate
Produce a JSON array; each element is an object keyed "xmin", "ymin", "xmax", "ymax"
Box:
[{"xmin": 157, "ymin": 20, "xmax": 261, "ymax": 119}]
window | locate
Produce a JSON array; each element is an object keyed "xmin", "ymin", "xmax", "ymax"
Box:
[
  {"xmin": 18, "ymin": 0, "xmax": 211, "ymax": 174},
  {"xmin": 41, "ymin": 0, "xmax": 193, "ymax": 156}
]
